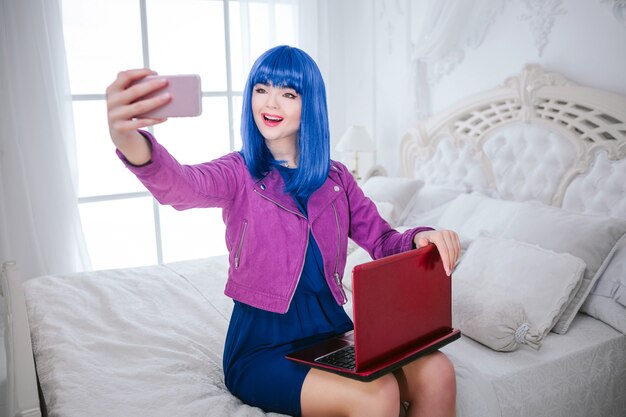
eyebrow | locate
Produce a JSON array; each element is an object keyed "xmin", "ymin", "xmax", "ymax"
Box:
[{"xmin": 255, "ymin": 82, "xmax": 297, "ymax": 92}]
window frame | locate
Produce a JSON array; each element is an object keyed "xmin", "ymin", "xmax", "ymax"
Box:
[{"xmin": 73, "ymin": 0, "xmax": 243, "ymax": 265}]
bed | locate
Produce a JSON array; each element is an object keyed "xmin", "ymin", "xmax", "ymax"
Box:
[{"xmin": 2, "ymin": 64, "xmax": 625, "ymax": 417}]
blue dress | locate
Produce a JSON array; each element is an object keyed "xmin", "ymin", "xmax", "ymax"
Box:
[{"xmin": 223, "ymin": 166, "xmax": 354, "ymax": 416}]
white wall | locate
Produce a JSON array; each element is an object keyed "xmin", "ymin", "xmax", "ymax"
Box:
[{"xmin": 325, "ymin": 0, "xmax": 626, "ymax": 175}]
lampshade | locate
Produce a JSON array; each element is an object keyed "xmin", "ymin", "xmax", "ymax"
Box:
[{"xmin": 335, "ymin": 125, "xmax": 375, "ymax": 152}]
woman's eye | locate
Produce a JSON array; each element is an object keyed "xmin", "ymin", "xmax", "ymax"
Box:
[
  {"xmin": 255, "ymin": 87, "xmax": 267, "ymax": 94},
  {"xmin": 284, "ymin": 92, "xmax": 297, "ymax": 99}
]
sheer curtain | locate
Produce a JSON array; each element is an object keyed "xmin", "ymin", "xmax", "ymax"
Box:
[
  {"xmin": 297, "ymin": 0, "xmax": 330, "ymax": 79},
  {"xmin": 0, "ymin": 0, "xmax": 90, "ymax": 281},
  {"xmin": 409, "ymin": 0, "xmax": 507, "ymax": 119}
]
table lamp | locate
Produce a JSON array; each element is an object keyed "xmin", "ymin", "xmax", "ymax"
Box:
[{"xmin": 335, "ymin": 125, "xmax": 376, "ymax": 180}]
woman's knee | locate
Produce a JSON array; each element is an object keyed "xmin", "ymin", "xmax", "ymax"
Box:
[
  {"xmin": 353, "ymin": 374, "xmax": 401, "ymax": 417},
  {"xmin": 412, "ymin": 352, "xmax": 456, "ymax": 404},
  {"xmin": 399, "ymin": 352, "xmax": 456, "ymax": 398},
  {"xmin": 301, "ymin": 369, "xmax": 401, "ymax": 417},
  {"xmin": 427, "ymin": 352, "xmax": 456, "ymax": 390}
]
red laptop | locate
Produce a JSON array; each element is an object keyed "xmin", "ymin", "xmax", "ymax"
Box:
[{"xmin": 285, "ymin": 244, "xmax": 461, "ymax": 381}]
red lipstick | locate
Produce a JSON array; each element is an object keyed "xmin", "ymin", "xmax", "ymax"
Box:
[{"xmin": 262, "ymin": 112, "xmax": 284, "ymax": 127}]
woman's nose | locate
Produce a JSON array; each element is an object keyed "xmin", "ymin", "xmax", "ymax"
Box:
[{"xmin": 265, "ymin": 92, "xmax": 278, "ymax": 109}]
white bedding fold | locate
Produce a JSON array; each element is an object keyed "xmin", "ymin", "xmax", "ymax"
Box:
[{"xmin": 23, "ymin": 259, "xmax": 286, "ymax": 417}]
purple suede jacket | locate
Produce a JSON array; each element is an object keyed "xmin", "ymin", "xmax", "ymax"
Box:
[{"xmin": 118, "ymin": 131, "xmax": 431, "ymax": 314}]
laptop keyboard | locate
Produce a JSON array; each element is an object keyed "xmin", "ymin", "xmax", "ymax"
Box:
[{"xmin": 315, "ymin": 345, "xmax": 356, "ymax": 370}]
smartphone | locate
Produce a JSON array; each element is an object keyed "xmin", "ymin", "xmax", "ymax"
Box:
[{"xmin": 133, "ymin": 74, "xmax": 202, "ymax": 118}]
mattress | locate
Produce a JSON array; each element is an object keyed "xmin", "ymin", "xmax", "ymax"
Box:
[
  {"xmin": 23, "ymin": 257, "xmax": 626, "ymax": 417},
  {"xmin": 443, "ymin": 315, "xmax": 626, "ymax": 417}
]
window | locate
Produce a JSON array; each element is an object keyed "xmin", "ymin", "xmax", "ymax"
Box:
[{"xmin": 62, "ymin": 0, "xmax": 299, "ymax": 270}]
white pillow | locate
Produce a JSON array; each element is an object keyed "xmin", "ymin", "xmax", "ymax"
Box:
[
  {"xmin": 361, "ymin": 177, "xmax": 423, "ymax": 226},
  {"xmin": 439, "ymin": 193, "xmax": 626, "ymax": 334},
  {"xmin": 372, "ymin": 201, "xmax": 395, "ymax": 225},
  {"xmin": 437, "ymin": 193, "xmax": 518, "ymax": 248},
  {"xmin": 342, "ymin": 247, "xmax": 372, "ymax": 291},
  {"xmin": 399, "ymin": 185, "xmax": 460, "ymax": 227},
  {"xmin": 453, "ymin": 279, "xmax": 542, "ymax": 351},
  {"xmin": 581, "ymin": 234, "xmax": 626, "ymax": 334},
  {"xmin": 453, "ymin": 236, "xmax": 586, "ymax": 346}
]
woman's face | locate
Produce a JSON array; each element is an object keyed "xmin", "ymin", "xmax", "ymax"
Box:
[{"xmin": 251, "ymin": 82, "xmax": 302, "ymax": 146}]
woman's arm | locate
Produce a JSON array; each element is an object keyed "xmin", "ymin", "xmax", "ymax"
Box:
[
  {"xmin": 341, "ymin": 165, "xmax": 460, "ymax": 275},
  {"xmin": 106, "ymin": 68, "xmax": 171, "ymax": 165},
  {"xmin": 106, "ymin": 69, "xmax": 242, "ymax": 210}
]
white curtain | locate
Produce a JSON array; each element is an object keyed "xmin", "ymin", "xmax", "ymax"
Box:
[
  {"xmin": 232, "ymin": 0, "xmax": 325, "ymax": 75},
  {"xmin": 409, "ymin": 0, "xmax": 507, "ymax": 119},
  {"xmin": 297, "ymin": 0, "xmax": 330, "ymax": 80},
  {"xmin": 0, "ymin": 0, "xmax": 90, "ymax": 281}
]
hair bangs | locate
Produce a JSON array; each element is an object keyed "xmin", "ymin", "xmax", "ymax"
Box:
[{"xmin": 250, "ymin": 48, "xmax": 304, "ymax": 93}]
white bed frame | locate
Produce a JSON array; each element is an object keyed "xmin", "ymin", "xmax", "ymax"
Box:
[
  {"xmin": 2, "ymin": 64, "xmax": 625, "ymax": 417},
  {"xmin": 400, "ymin": 63, "xmax": 626, "ymax": 217},
  {"xmin": 1, "ymin": 262, "xmax": 41, "ymax": 417}
]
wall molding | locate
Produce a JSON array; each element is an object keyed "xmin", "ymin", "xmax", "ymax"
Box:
[
  {"xmin": 601, "ymin": 0, "xmax": 626, "ymax": 22},
  {"xmin": 519, "ymin": 0, "xmax": 567, "ymax": 57}
]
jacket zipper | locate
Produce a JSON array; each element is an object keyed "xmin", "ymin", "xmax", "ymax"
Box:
[
  {"xmin": 285, "ymin": 225, "xmax": 310, "ymax": 311},
  {"xmin": 254, "ymin": 188, "xmax": 308, "ymax": 312},
  {"xmin": 332, "ymin": 202, "xmax": 348, "ymax": 303},
  {"xmin": 234, "ymin": 220, "xmax": 248, "ymax": 269},
  {"xmin": 254, "ymin": 188, "xmax": 346, "ymax": 309}
]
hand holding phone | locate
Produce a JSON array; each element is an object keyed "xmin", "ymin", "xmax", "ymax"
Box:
[{"xmin": 132, "ymin": 74, "xmax": 202, "ymax": 118}]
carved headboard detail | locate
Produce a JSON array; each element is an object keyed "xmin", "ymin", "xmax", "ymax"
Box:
[{"xmin": 400, "ymin": 64, "xmax": 626, "ymax": 218}]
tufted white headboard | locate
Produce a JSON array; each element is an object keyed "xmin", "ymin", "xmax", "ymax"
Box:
[{"xmin": 400, "ymin": 64, "xmax": 626, "ymax": 221}]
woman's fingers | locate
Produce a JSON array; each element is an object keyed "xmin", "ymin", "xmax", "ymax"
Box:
[
  {"xmin": 108, "ymin": 92, "xmax": 171, "ymax": 123},
  {"xmin": 106, "ymin": 69, "xmax": 172, "ymax": 138},
  {"xmin": 107, "ymin": 70, "xmax": 168, "ymax": 114},
  {"xmin": 414, "ymin": 230, "xmax": 461, "ymax": 276}
]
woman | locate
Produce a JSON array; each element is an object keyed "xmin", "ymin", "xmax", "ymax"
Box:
[{"xmin": 106, "ymin": 45, "xmax": 459, "ymax": 417}]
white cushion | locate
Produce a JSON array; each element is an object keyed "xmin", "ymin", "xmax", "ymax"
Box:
[
  {"xmin": 361, "ymin": 176, "xmax": 423, "ymax": 226},
  {"xmin": 342, "ymin": 247, "xmax": 372, "ymax": 292},
  {"xmin": 372, "ymin": 201, "xmax": 395, "ymax": 225},
  {"xmin": 399, "ymin": 185, "xmax": 460, "ymax": 227},
  {"xmin": 562, "ymin": 151, "xmax": 626, "ymax": 220},
  {"xmin": 453, "ymin": 236, "xmax": 586, "ymax": 349},
  {"xmin": 482, "ymin": 122, "xmax": 577, "ymax": 205},
  {"xmin": 438, "ymin": 193, "xmax": 626, "ymax": 334},
  {"xmin": 412, "ymin": 133, "xmax": 489, "ymax": 193},
  {"xmin": 581, "ymin": 234, "xmax": 626, "ymax": 334},
  {"xmin": 453, "ymin": 280, "xmax": 542, "ymax": 352}
]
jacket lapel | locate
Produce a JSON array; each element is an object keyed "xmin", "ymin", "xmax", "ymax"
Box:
[
  {"xmin": 308, "ymin": 167, "xmax": 343, "ymax": 223},
  {"xmin": 253, "ymin": 165, "xmax": 344, "ymax": 222},
  {"xmin": 252, "ymin": 170, "xmax": 303, "ymax": 217}
]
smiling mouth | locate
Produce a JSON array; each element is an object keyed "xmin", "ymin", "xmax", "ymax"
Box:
[{"xmin": 262, "ymin": 113, "xmax": 284, "ymax": 126}]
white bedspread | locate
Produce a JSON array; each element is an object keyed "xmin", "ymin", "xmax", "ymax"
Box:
[
  {"xmin": 23, "ymin": 257, "xmax": 626, "ymax": 417},
  {"xmin": 443, "ymin": 316, "xmax": 626, "ymax": 417},
  {"xmin": 23, "ymin": 257, "xmax": 285, "ymax": 417}
]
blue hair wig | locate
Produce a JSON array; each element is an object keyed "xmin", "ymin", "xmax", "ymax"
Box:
[{"xmin": 240, "ymin": 45, "xmax": 330, "ymax": 199}]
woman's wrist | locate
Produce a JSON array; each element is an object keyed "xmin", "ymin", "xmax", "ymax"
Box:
[{"xmin": 116, "ymin": 130, "xmax": 153, "ymax": 166}]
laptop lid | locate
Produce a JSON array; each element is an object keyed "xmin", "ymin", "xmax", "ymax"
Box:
[
  {"xmin": 352, "ymin": 244, "xmax": 452, "ymax": 370},
  {"xmin": 285, "ymin": 244, "xmax": 460, "ymax": 381}
]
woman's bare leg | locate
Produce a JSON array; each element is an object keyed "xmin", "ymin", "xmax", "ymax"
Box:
[
  {"xmin": 301, "ymin": 368, "xmax": 401, "ymax": 417},
  {"xmin": 301, "ymin": 351, "xmax": 455, "ymax": 417},
  {"xmin": 393, "ymin": 352, "xmax": 456, "ymax": 417}
]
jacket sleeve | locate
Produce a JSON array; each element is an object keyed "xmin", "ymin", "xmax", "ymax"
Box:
[
  {"xmin": 338, "ymin": 163, "xmax": 432, "ymax": 259},
  {"xmin": 116, "ymin": 130, "xmax": 243, "ymax": 210}
]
